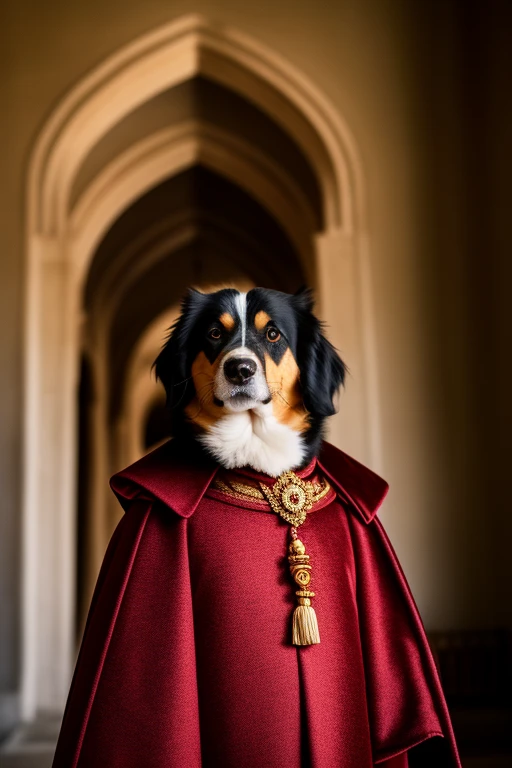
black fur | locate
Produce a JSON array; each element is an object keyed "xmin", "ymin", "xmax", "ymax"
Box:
[{"xmin": 153, "ymin": 286, "xmax": 347, "ymax": 467}]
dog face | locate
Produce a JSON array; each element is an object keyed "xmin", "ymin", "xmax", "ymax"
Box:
[{"xmin": 153, "ymin": 287, "xmax": 346, "ymax": 472}]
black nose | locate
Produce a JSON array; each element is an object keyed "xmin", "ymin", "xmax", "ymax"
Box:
[{"xmin": 224, "ymin": 357, "xmax": 257, "ymax": 384}]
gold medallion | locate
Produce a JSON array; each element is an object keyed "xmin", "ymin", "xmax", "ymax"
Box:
[{"xmin": 259, "ymin": 471, "xmax": 314, "ymax": 527}]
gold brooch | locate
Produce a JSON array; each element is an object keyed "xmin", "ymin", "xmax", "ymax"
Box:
[{"xmin": 259, "ymin": 471, "xmax": 314, "ymax": 526}]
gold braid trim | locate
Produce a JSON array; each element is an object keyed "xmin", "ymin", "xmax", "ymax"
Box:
[{"xmin": 212, "ymin": 470, "xmax": 331, "ymax": 521}]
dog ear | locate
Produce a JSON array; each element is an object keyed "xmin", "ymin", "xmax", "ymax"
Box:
[
  {"xmin": 292, "ymin": 285, "xmax": 315, "ymax": 313},
  {"xmin": 292, "ymin": 289, "xmax": 347, "ymax": 419},
  {"xmin": 152, "ymin": 288, "xmax": 207, "ymax": 408}
]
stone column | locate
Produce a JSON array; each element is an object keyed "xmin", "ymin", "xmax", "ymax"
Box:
[
  {"xmin": 21, "ymin": 236, "xmax": 80, "ymax": 718},
  {"xmin": 315, "ymin": 228, "xmax": 382, "ymax": 472}
]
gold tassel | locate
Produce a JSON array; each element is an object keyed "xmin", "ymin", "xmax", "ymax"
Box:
[
  {"xmin": 288, "ymin": 537, "xmax": 320, "ymax": 645},
  {"xmin": 258, "ymin": 471, "xmax": 326, "ymax": 646},
  {"xmin": 292, "ymin": 597, "xmax": 321, "ymax": 645}
]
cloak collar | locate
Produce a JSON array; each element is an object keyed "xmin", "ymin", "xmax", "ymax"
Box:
[
  {"xmin": 110, "ymin": 439, "xmax": 389, "ymax": 524},
  {"xmin": 316, "ymin": 441, "xmax": 389, "ymax": 524}
]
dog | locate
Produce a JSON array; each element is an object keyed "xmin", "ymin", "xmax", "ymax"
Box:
[{"xmin": 153, "ymin": 286, "xmax": 346, "ymax": 476}]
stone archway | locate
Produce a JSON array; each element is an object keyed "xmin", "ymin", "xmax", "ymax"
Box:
[
  {"xmin": 21, "ymin": 14, "xmax": 381, "ymax": 719},
  {"xmin": 78, "ymin": 164, "xmax": 307, "ymax": 634}
]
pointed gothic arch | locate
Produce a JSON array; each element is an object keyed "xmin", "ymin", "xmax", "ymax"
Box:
[{"xmin": 21, "ymin": 14, "xmax": 382, "ymax": 719}]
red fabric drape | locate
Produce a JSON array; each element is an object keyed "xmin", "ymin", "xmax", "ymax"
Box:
[{"xmin": 53, "ymin": 440, "xmax": 460, "ymax": 767}]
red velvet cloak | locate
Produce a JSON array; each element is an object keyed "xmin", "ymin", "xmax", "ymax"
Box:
[{"xmin": 53, "ymin": 440, "xmax": 461, "ymax": 768}]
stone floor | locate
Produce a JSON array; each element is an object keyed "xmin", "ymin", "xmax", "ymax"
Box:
[{"xmin": 0, "ymin": 716, "xmax": 59, "ymax": 768}]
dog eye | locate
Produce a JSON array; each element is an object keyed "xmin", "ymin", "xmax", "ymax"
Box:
[
  {"xmin": 266, "ymin": 326, "xmax": 281, "ymax": 342},
  {"xmin": 208, "ymin": 327, "xmax": 222, "ymax": 340}
]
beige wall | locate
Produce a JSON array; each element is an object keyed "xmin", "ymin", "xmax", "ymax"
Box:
[{"xmin": 0, "ymin": 0, "xmax": 510, "ymax": 725}]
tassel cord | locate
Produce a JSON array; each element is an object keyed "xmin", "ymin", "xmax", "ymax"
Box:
[{"xmin": 288, "ymin": 535, "xmax": 320, "ymax": 645}]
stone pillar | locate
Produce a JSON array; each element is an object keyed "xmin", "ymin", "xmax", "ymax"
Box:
[
  {"xmin": 21, "ymin": 236, "xmax": 80, "ymax": 718},
  {"xmin": 315, "ymin": 228, "xmax": 382, "ymax": 472}
]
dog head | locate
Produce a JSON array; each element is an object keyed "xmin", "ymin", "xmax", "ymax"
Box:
[{"xmin": 153, "ymin": 287, "xmax": 346, "ymax": 475}]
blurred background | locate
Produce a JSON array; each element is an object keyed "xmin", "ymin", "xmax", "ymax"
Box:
[{"xmin": 0, "ymin": 0, "xmax": 510, "ymax": 765}]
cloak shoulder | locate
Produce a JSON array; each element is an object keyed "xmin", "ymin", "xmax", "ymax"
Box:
[{"xmin": 109, "ymin": 438, "xmax": 390, "ymax": 525}]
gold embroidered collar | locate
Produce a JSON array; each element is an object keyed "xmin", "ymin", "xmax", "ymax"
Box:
[{"xmin": 212, "ymin": 469, "xmax": 331, "ymax": 525}]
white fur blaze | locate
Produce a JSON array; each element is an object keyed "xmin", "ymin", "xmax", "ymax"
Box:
[{"xmin": 234, "ymin": 291, "xmax": 247, "ymax": 347}]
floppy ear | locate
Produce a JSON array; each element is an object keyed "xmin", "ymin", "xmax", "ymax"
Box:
[
  {"xmin": 293, "ymin": 288, "xmax": 347, "ymax": 419},
  {"xmin": 152, "ymin": 288, "xmax": 207, "ymax": 409}
]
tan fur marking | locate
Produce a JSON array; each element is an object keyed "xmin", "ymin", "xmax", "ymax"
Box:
[
  {"xmin": 219, "ymin": 312, "xmax": 235, "ymax": 331},
  {"xmin": 185, "ymin": 351, "xmax": 224, "ymax": 430},
  {"xmin": 265, "ymin": 349, "xmax": 309, "ymax": 433},
  {"xmin": 255, "ymin": 310, "xmax": 272, "ymax": 331}
]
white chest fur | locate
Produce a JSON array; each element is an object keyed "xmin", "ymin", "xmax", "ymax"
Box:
[{"xmin": 198, "ymin": 401, "xmax": 305, "ymax": 477}]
